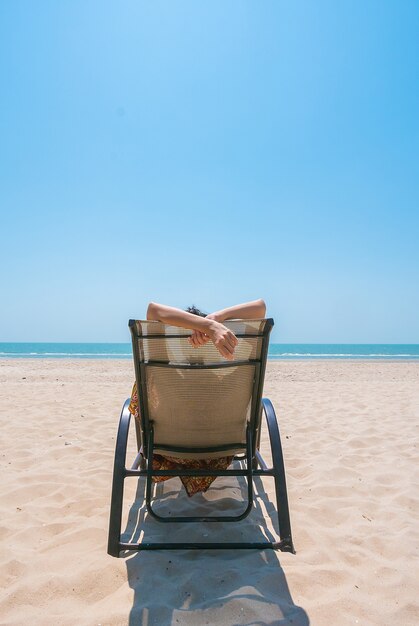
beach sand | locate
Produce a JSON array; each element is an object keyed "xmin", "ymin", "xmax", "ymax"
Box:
[{"xmin": 0, "ymin": 359, "xmax": 418, "ymax": 626}]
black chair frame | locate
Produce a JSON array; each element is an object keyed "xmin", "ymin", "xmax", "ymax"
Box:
[{"xmin": 108, "ymin": 319, "xmax": 295, "ymax": 556}]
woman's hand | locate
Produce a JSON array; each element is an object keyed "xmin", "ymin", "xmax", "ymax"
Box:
[
  {"xmin": 207, "ymin": 320, "xmax": 238, "ymax": 360},
  {"xmin": 188, "ymin": 311, "xmax": 227, "ymax": 349},
  {"xmin": 188, "ymin": 329, "xmax": 210, "ymax": 348},
  {"xmin": 188, "ymin": 319, "xmax": 238, "ymax": 359},
  {"xmin": 188, "ymin": 312, "xmax": 224, "ymax": 348}
]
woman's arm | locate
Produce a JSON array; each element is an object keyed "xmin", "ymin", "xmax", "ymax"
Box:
[
  {"xmin": 146, "ymin": 302, "xmax": 238, "ymax": 360},
  {"xmin": 189, "ymin": 299, "xmax": 267, "ymax": 348},
  {"xmin": 207, "ymin": 298, "xmax": 266, "ymax": 322}
]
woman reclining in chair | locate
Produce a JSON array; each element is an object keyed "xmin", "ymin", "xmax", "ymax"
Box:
[{"xmin": 129, "ymin": 298, "xmax": 266, "ymax": 497}]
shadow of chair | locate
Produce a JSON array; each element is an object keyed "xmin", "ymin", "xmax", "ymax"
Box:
[{"xmin": 124, "ymin": 473, "xmax": 309, "ymax": 626}]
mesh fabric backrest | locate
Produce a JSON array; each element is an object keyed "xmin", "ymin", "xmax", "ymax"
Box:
[
  {"xmin": 145, "ymin": 365, "xmax": 255, "ymax": 458},
  {"xmin": 131, "ymin": 320, "xmax": 269, "ymax": 459}
]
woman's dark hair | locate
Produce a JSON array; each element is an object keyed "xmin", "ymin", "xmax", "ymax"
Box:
[{"xmin": 186, "ymin": 305, "xmax": 207, "ymax": 317}]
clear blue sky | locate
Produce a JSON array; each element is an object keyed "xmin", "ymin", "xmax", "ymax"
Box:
[{"xmin": 1, "ymin": 1, "xmax": 418, "ymax": 343}]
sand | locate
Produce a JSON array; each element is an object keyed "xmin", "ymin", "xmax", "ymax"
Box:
[{"xmin": 0, "ymin": 359, "xmax": 418, "ymax": 626}]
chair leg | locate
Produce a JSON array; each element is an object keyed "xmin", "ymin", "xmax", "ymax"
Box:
[
  {"xmin": 133, "ymin": 418, "xmax": 146, "ymax": 470},
  {"xmin": 134, "ymin": 418, "xmax": 142, "ymax": 452},
  {"xmin": 252, "ymin": 405, "xmax": 263, "ymax": 470},
  {"xmin": 107, "ymin": 399, "xmax": 132, "ymax": 557},
  {"xmin": 262, "ymin": 398, "xmax": 295, "ymax": 554}
]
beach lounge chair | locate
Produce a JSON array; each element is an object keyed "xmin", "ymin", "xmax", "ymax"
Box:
[{"xmin": 107, "ymin": 318, "xmax": 295, "ymax": 556}]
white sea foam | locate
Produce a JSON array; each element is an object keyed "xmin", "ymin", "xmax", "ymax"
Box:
[
  {"xmin": 0, "ymin": 345, "xmax": 418, "ymax": 359},
  {"xmin": 42, "ymin": 352, "xmax": 129, "ymax": 356},
  {"xmin": 0, "ymin": 352, "xmax": 130, "ymax": 357},
  {"xmin": 270, "ymin": 353, "xmax": 417, "ymax": 358}
]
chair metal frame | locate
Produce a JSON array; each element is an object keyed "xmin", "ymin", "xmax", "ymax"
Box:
[{"xmin": 108, "ymin": 318, "xmax": 295, "ymax": 556}]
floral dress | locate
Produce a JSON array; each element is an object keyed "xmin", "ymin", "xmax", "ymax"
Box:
[{"xmin": 129, "ymin": 382, "xmax": 233, "ymax": 497}]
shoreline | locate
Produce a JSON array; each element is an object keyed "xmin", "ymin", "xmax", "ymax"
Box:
[{"xmin": 1, "ymin": 356, "xmax": 419, "ymax": 362}]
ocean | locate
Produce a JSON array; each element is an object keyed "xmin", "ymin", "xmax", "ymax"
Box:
[{"xmin": 0, "ymin": 343, "xmax": 418, "ymax": 360}]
